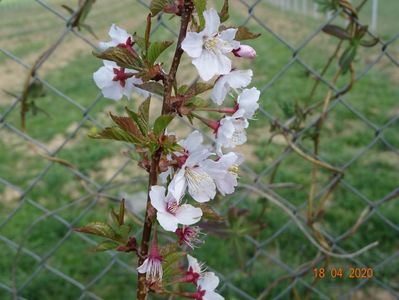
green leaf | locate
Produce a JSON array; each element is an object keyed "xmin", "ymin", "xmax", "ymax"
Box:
[
  {"xmin": 150, "ymin": 0, "xmax": 168, "ymax": 16},
  {"xmin": 138, "ymin": 97, "xmax": 151, "ymax": 132},
  {"xmin": 194, "ymin": 203, "xmax": 224, "ymax": 221},
  {"xmin": 356, "ymin": 25, "xmax": 368, "ymax": 39},
  {"xmin": 89, "ymin": 127, "xmax": 143, "ymax": 144},
  {"xmin": 127, "ymin": 149, "xmax": 142, "ymax": 161},
  {"xmin": 186, "ymin": 96, "xmax": 209, "ymax": 108},
  {"xmin": 80, "ymin": 23, "xmax": 98, "ymax": 39},
  {"xmin": 219, "ymin": 0, "xmax": 229, "ymax": 23},
  {"xmin": 162, "ymin": 251, "xmax": 186, "ymax": 280},
  {"xmin": 93, "ymin": 47, "xmax": 143, "ymax": 70},
  {"xmin": 315, "ymin": 0, "xmax": 339, "ymax": 13},
  {"xmin": 339, "ymin": 0, "xmax": 357, "ymax": 17},
  {"xmin": 118, "ymin": 199, "xmax": 125, "ymax": 225},
  {"xmin": 322, "ymin": 25, "xmax": 351, "ymax": 40},
  {"xmin": 117, "ymin": 224, "xmax": 132, "ymax": 240},
  {"xmin": 194, "ymin": 0, "xmax": 206, "ymax": 30},
  {"xmin": 28, "ymin": 81, "xmax": 46, "ymax": 99},
  {"xmin": 191, "ymin": 82, "xmax": 213, "ymax": 95},
  {"xmin": 339, "ymin": 46, "xmax": 357, "ymax": 74},
  {"xmin": 153, "ymin": 114, "xmax": 174, "ymax": 136},
  {"xmin": 77, "ymin": 0, "xmax": 96, "ymax": 25},
  {"xmin": 235, "ymin": 26, "xmax": 261, "ymax": 41},
  {"xmin": 147, "ymin": 40, "xmax": 173, "ymax": 65},
  {"xmin": 177, "ymin": 85, "xmax": 189, "ymax": 94},
  {"xmin": 110, "ymin": 113, "xmax": 145, "ymax": 140},
  {"xmin": 75, "ymin": 222, "xmax": 117, "ymax": 239},
  {"xmin": 125, "ymin": 97, "xmax": 151, "ymax": 137},
  {"xmin": 187, "ymin": 114, "xmax": 194, "ymax": 125},
  {"xmin": 135, "ymin": 82, "xmax": 164, "ymax": 96},
  {"xmin": 61, "ymin": 4, "xmax": 74, "ymax": 14},
  {"xmin": 91, "ymin": 240, "xmax": 119, "ymax": 252},
  {"xmin": 133, "ymin": 33, "xmax": 146, "ymax": 52},
  {"xmin": 110, "ymin": 209, "xmax": 120, "ymax": 228},
  {"xmin": 125, "ymin": 108, "xmax": 147, "ymax": 137},
  {"xmin": 359, "ymin": 37, "xmax": 379, "ymax": 48}
]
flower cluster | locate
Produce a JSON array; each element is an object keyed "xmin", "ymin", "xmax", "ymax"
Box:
[
  {"xmin": 91, "ymin": 4, "xmax": 260, "ymax": 300},
  {"xmin": 182, "ymin": 8, "xmax": 259, "ymax": 153},
  {"xmin": 93, "ymin": 25, "xmax": 150, "ymax": 100}
]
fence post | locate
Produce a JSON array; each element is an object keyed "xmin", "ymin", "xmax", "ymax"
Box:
[
  {"xmin": 313, "ymin": 2, "xmax": 318, "ymax": 18},
  {"xmin": 302, "ymin": 0, "xmax": 307, "ymax": 15},
  {"xmin": 371, "ymin": 0, "xmax": 378, "ymax": 32}
]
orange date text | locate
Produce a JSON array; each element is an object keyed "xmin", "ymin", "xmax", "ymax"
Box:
[{"xmin": 312, "ymin": 267, "xmax": 374, "ymax": 279}]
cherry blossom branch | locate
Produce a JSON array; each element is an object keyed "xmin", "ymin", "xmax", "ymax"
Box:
[
  {"xmin": 162, "ymin": 0, "xmax": 194, "ymax": 114},
  {"xmin": 137, "ymin": 2, "xmax": 194, "ymax": 299}
]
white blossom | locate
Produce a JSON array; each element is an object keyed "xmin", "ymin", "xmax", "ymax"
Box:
[
  {"xmin": 181, "ymin": 8, "xmax": 240, "ymax": 81},
  {"xmin": 93, "ymin": 60, "xmax": 149, "ymax": 101},
  {"xmin": 150, "ymin": 186, "xmax": 202, "ymax": 232},
  {"xmin": 202, "ymin": 152, "xmax": 243, "ymax": 196},
  {"xmin": 99, "ymin": 24, "xmax": 134, "ymax": 51},
  {"xmin": 211, "ymin": 69, "xmax": 253, "ymax": 105},
  {"xmin": 197, "ymin": 272, "xmax": 224, "ymax": 300},
  {"xmin": 236, "ymin": 87, "xmax": 260, "ymax": 119},
  {"xmin": 216, "ymin": 111, "xmax": 249, "ymax": 149},
  {"xmin": 169, "ymin": 131, "xmax": 216, "ymax": 203}
]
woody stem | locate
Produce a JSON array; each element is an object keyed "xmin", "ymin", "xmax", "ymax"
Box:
[{"xmin": 136, "ymin": 1, "xmax": 194, "ymax": 299}]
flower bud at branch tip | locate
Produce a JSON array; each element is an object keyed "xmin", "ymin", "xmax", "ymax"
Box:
[{"xmin": 233, "ymin": 45, "xmax": 257, "ymax": 59}]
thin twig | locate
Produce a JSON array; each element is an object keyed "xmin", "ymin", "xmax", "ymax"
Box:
[
  {"xmin": 240, "ymin": 184, "xmax": 379, "ymax": 259},
  {"xmin": 283, "ymin": 134, "xmax": 342, "ymax": 174}
]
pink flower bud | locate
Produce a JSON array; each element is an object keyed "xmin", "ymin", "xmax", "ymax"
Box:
[
  {"xmin": 137, "ymin": 239, "xmax": 163, "ymax": 283},
  {"xmin": 233, "ymin": 45, "xmax": 257, "ymax": 59}
]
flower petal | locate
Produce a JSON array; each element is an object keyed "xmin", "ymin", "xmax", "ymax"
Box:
[
  {"xmin": 101, "ymin": 82, "xmax": 123, "ymax": 101},
  {"xmin": 157, "ymin": 212, "xmax": 178, "ymax": 232},
  {"xmin": 210, "ymin": 69, "xmax": 252, "ymax": 105},
  {"xmin": 137, "ymin": 258, "xmax": 149, "ymax": 273},
  {"xmin": 181, "ymin": 130, "xmax": 204, "ymax": 152},
  {"xmin": 182, "ymin": 32, "xmax": 204, "ymax": 58},
  {"xmin": 203, "ymin": 8, "xmax": 220, "ymax": 37},
  {"xmin": 108, "ymin": 24, "xmax": 130, "ymax": 43},
  {"xmin": 203, "ymin": 291, "xmax": 224, "ymax": 300},
  {"xmin": 185, "ymin": 149, "xmax": 212, "ymax": 167},
  {"xmin": 187, "ymin": 254, "xmax": 202, "ymax": 274},
  {"xmin": 198, "ymin": 272, "xmax": 220, "ymax": 291},
  {"xmin": 215, "ymin": 173, "xmax": 237, "ymax": 195},
  {"xmin": 176, "ymin": 204, "xmax": 202, "ymax": 225},
  {"xmin": 150, "ymin": 185, "xmax": 167, "ymax": 213},
  {"xmin": 238, "ymin": 87, "xmax": 260, "ymax": 119},
  {"xmin": 227, "ymin": 69, "xmax": 253, "ymax": 89},
  {"xmin": 192, "ymin": 51, "xmax": 220, "ymax": 81},
  {"xmin": 215, "ymin": 53, "xmax": 232, "ymax": 77},
  {"xmin": 93, "ymin": 66, "xmax": 113, "ymax": 89},
  {"xmin": 211, "ymin": 76, "xmax": 229, "ymax": 105},
  {"xmin": 169, "ymin": 169, "xmax": 187, "ymax": 200},
  {"xmin": 99, "ymin": 41, "xmax": 115, "ymax": 50},
  {"xmin": 103, "ymin": 60, "xmax": 118, "ymax": 68},
  {"xmin": 186, "ymin": 167, "xmax": 216, "ymax": 202},
  {"xmin": 219, "ymin": 28, "xmax": 237, "ymax": 42},
  {"xmin": 129, "ymin": 76, "xmax": 151, "ymax": 98}
]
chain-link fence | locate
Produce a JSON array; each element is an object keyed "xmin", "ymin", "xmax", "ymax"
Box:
[{"xmin": 1, "ymin": 0, "xmax": 398, "ymax": 299}]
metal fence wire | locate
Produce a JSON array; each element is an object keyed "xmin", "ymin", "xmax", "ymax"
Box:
[{"xmin": 0, "ymin": 0, "xmax": 398, "ymax": 299}]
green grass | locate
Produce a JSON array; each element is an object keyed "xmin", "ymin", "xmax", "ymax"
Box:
[{"xmin": 0, "ymin": 1, "xmax": 398, "ymax": 299}]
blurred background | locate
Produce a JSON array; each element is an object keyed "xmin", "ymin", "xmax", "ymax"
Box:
[{"xmin": 0, "ymin": 0, "xmax": 398, "ymax": 299}]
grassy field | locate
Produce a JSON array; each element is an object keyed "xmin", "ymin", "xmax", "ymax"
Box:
[{"xmin": 0, "ymin": 0, "xmax": 398, "ymax": 299}]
